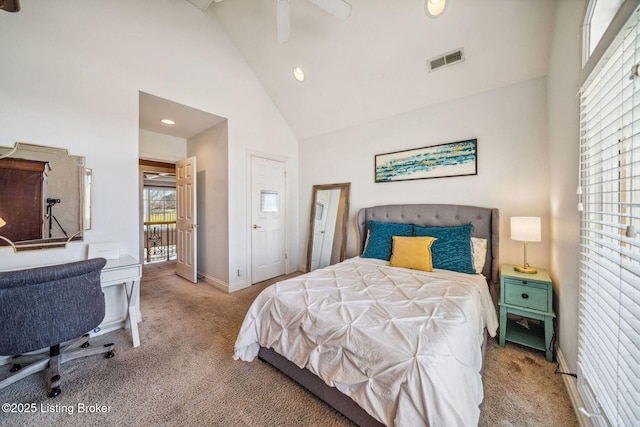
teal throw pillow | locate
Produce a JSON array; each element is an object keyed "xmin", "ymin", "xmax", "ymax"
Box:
[
  {"xmin": 414, "ymin": 223, "xmax": 475, "ymax": 274},
  {"xmin": 361, "ymin": 220, "xmax": 413, "ymax": 261}
]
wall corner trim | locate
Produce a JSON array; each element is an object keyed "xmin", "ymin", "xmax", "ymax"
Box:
[{"xmin": 228, "ymin": 279, "xmax": 249, "ymax": 293}]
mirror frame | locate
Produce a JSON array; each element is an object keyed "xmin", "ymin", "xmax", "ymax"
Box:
[
  {"xmin": 306, "ymin": 182, "xmax": 351, "ymax": 272},
  {"xmin": 0, "ymin": 142, "xmax": 90, "ymax": 252}
]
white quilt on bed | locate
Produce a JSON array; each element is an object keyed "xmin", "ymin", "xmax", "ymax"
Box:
[{"xmin": 234, "ymin": 257, "xmax": 498, "ymax": 427}]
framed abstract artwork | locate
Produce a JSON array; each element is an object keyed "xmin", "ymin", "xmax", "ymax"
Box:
[{"xmin": 375, "ymin": 139, "xmax": 477, "ymax": 182}]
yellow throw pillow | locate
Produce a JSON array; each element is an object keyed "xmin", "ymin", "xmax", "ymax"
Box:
[{"xmin": 388, "ymin": 236, "xmax": 437, "ymax": 272}]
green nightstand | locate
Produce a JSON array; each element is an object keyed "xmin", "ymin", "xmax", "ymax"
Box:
[{"xmin": 499, "ymin": 264, "xmax": 555, "ymax": 362}]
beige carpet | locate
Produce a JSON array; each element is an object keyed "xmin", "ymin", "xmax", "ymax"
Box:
[{"xmin": 0, "ymin": 261, "xmax": 577, "ymax": 426}]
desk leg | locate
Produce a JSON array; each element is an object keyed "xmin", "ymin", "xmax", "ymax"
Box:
[{"xmin": 125, "ymin": 280, "xmax": 141, "ymax": 348}]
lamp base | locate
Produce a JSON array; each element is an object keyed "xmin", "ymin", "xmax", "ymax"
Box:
[{"xmin": 514, "ymin": 265, "xmax": 537, "ymax": 274}]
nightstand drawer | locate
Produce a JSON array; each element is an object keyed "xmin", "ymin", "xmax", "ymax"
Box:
[{"xmin": 503, "ymin": 279, "xmax": 547, "ymax": 311}]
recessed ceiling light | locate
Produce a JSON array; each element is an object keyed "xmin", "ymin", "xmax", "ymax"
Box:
[
  {"xmin": 425, "ymin": 0, "xmax": 446, "ymax": 18},
  {"xmin": 292, "ymin": 66, "xmax": 305, "ymax": 82},
  {"xmin": 161, "ymin": 119, "xmax": 176, "ymax": 125}
]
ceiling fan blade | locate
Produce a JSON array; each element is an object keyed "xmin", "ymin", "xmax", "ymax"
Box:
[
  {"xmin": 308, "ymin": 0, "xmax": 351, "ymax": 21},
  {"xmin": 276, "ymin": 0, "xmax": 290, "ymax": 43},
  {"xmin": 0, "ymin": 0, "xmax": 20, "ymax": 12}
]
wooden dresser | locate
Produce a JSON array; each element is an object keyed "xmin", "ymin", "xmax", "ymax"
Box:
[{"xmin": 0, "ymin": 157, "xmax": 49, "ymax": 244}]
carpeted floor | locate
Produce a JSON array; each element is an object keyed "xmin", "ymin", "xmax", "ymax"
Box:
[{"xmin": 0, "ymin": 261, "xmax": 577, "ymax": 426}]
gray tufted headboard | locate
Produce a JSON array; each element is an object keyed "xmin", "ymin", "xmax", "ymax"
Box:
[{"xmin": 357, "ymin": 204, "xmax": 500, "ymax": 284}]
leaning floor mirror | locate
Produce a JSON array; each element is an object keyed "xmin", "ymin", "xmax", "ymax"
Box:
[{"xmin": 306, "ymin": 182, "xmax": 350, "ymax": 272}]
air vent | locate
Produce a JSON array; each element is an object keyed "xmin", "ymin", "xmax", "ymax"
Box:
[{"xmin": 428, "ymin": 48, "xmax": 465, "ymax": 72}]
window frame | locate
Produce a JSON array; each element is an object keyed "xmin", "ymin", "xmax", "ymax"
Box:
[
  {"xmin": 143, "ymin": 186, "xmax": 177, "ymax": 223},
  {"xmin": 578, "ymin": 3, "xmax": 640, "ymax": 425},
  {"xmin": 581, "ymin": 0, "xmax": 640, "ymax": 85}
]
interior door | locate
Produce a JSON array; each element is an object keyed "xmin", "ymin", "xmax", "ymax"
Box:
[
  {"xmin": 251, "ymin": 156, "xmax": 286, "ymax": 284},
  {"xmin": 176, "ymin": 156, "xmax": 197, "ymax": 283}
]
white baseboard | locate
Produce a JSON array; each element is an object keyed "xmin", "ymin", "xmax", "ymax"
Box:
[
  {"xmin": 228, "ymin": 279, "xmax": 249, "ymax": 293},
  {"xmin": 557, "ymin": 348, "xmax": 590, "ymax": 427},
  {"xmin": 200, "ymin": 273, "xmax": 248, "ymax": 293},
  {"xmin": 200, "ymin": 273, "xmax": 229, "ymax": 292}
]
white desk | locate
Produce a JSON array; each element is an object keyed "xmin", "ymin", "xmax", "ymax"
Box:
[{"xmin": 95, "ymin": 255, "xmax": 142, "ymax": 347}]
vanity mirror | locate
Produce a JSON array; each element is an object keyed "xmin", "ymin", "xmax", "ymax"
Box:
[
  {"xmin": 306, "ymin": 183, "xmax": 350, "ymax": 272},
  {"xmin": 0, "ymin": 142, "xmax": 91, "ymax": 251}
]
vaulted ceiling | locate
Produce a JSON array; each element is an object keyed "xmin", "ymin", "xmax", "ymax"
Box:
[{"xmin": 202, "ymin": 0, "xmax": 559, "ymax": 141}]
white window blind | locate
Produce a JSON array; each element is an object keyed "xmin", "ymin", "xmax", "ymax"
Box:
[{"xmin": 578, "ymin": 6, "xmax": 640, "ymax": 427}]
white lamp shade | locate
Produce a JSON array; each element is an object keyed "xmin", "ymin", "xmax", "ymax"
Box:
[
  {"xmin": 0, "ymin": 216, "xmax": 5, "ymax": 228},
  {"xmin": 511, "ymin": 217, "xmax": 541, "ymax": 242}
]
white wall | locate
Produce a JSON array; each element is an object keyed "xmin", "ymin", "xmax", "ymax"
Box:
[
  {"xmin": 139, "ymin": 130, "xmax": 187, "ymax": 163},
  {"xmin": 188, "ymin": 121, "xmax": 230, "ymax": 285},
  {"xmin": 547, "ymin": 0, "xmax": 586, "ymax": 373},
  {"xmin": 300, "ymin": 77, "xmax": 551, "ymax": 271},
  {"xmin": 0, "ymin": 0, "xmax": 299, "ymax": 275}
]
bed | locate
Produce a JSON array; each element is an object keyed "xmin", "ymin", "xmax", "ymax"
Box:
[{"xmin": 234, "ymin": 204, "xmax": 499, "ymax": 426}]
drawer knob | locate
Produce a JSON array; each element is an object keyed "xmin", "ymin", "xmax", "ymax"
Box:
[{"xmin": 521, "ymin": 293, "xmax": 529, "ymax": 299}]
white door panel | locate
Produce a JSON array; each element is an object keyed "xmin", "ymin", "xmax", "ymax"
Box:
[
  {"xmin": 251, "ymin": 156, "xmax": 286, "ymax": 284},
  {"xmin": 176, "ymin": 156, "xmax": 197, "ymax": 283}
]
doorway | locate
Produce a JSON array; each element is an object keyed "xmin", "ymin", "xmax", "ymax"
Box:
[
  {"xmin": 140, "ymin": 160, "xmax": 177, "ymax": 265},
  {"xmin": 138, "ymin": 91, "xmax": 226, "ymax": 279},
  {"xmin": 139, "ymin": 156, "xmax": 198, "ymax": 284},
  {"xmin": 250, "ymin": 155, "xmax": 287, "ymax": 284}
]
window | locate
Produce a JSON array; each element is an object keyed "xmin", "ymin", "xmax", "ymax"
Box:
[
  {"xmin": 584, "ymin": 0, "xmax": 625, "ymax": 65},
  {"xmin": 578, "ymin": 5, "xmax": 640, "ymax": 426},
  {"xmin": 260, "ymin": 190, "xmax": 279, "ymax": 213},
  {"xmin": 143, "ymin": 188, "xmax": 176, "ymax": 222}
]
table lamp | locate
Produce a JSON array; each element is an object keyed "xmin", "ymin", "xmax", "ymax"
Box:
[
  {"xmin": 511, "ymin": 217, "xmax": 541, "ymax": 274},
  {"xmin": 0, "ymin": 216, "xmax": 5, "ymax": 228}
]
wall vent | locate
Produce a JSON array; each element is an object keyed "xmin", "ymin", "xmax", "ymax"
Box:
[{"xmin": 428, "ymin": 48, "xmax": 465, "ymax": 72}]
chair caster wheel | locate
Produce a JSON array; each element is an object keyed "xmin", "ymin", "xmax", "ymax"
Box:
[
  {"xmin": 81, "ymin": 342, "xmax": 90, "ymax": 348},
  {"xmin": 105, "ymin": 351, "xmax": 114, "ymax": 359},
  {"xmin": 48, "ymin": 387, "xmax": 61, "ymax": 398},
  {"xmin": 10, "ymin": 364, "xmax": 22, "ymax": 372}
]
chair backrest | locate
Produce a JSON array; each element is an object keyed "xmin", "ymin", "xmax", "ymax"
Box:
[{"xmin": 0, "ymin": 258, "xmax": 107, "ymax": 355}]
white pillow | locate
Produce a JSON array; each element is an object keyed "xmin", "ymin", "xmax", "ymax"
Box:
[{"xmin": 471, "ymin": 237, "xmax": 488, "ymax": 274}]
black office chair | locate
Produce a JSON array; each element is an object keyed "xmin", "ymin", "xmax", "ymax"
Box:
[{"xmin": 0, "ymin": 258, "xmax": 115, "ymax": 397}]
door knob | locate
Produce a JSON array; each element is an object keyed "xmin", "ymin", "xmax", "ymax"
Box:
[
  {"xmin": 253, "ymin": 224, "xmax": 261, "ymax": 229},
  {"xmin": 320, "ymin": 230, "xmax": 325, "ymax": 234}
]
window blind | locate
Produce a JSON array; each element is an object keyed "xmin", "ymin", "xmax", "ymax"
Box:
[{"xmin": 578, "ymin": 6, "xmax": 640, "ymax": 427}]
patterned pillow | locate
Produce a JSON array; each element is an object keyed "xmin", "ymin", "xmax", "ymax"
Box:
[
  {"xmin": 388, "ymin": 236, "xmax": 437, "ymax": 271},
  {"xmin": 414, "ymin": 223, "xmax": 475, "ymax": 274},
  {"xmin": 361, "ymin": 220, "xmax": 413, "ymax": 261},
  {"xmin": 471, "ymin": 237, "xmax": 488, "ymax": 274}
]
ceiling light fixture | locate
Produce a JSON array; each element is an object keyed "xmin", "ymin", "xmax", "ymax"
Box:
[
  {"xmin": 425, "ymin": 0, "xmax": 446, "ymax": 18},
  {"xmin": 161, "ymin": 119, "xmax": 176, "ymax": 125},
  {"xmin": 292, "ymin": 66, "xmax": 305, "ymax": 82}
]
